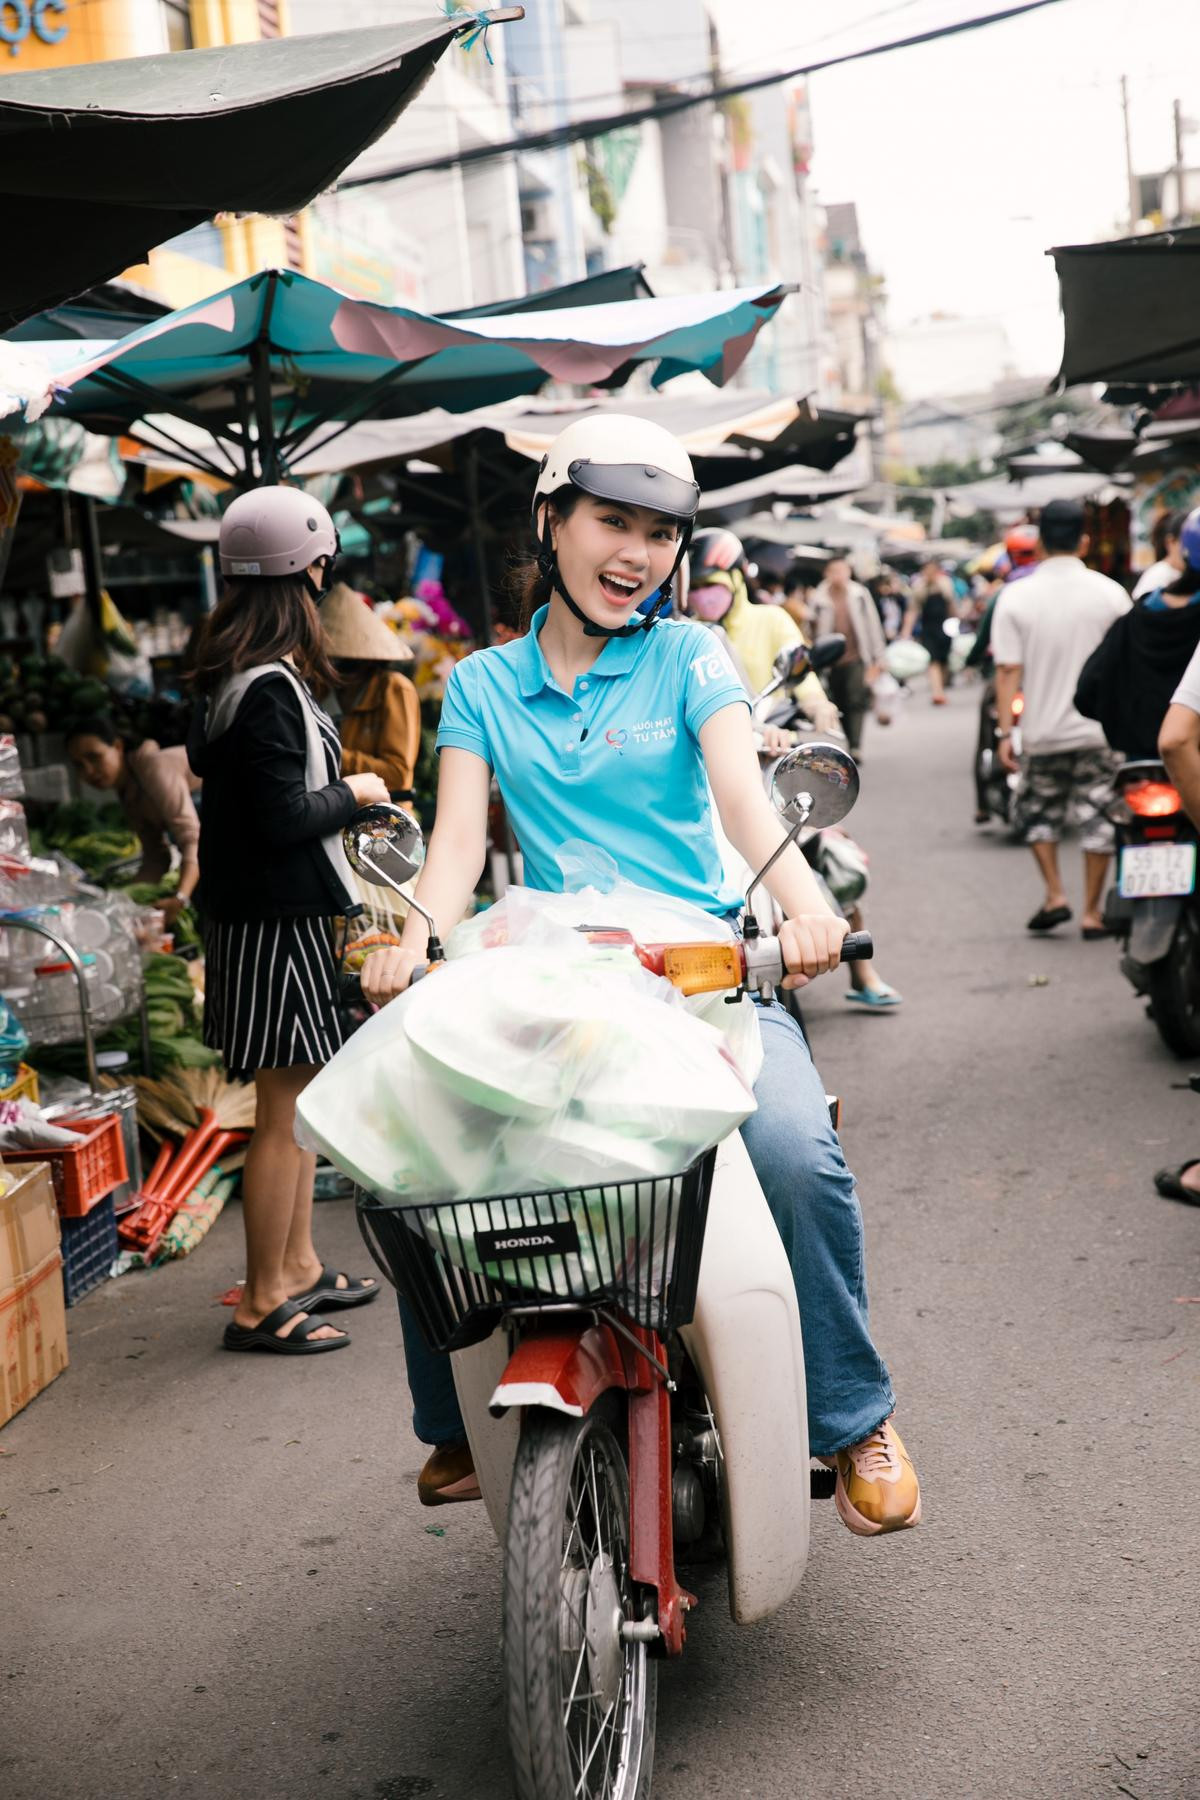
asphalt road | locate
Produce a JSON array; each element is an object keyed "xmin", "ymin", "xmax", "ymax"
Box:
[{"xmin": 4, "ymin": 680, "xmax": 1198, "ymax": 1800}]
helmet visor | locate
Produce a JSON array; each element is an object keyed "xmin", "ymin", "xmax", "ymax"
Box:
[{"xmin": 567, "ymin": 458, "xmax": 700, "ymax": 523}]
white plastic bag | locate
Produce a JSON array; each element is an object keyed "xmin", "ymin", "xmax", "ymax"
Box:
[
  {"xmin": 297, "ymin": 888, "xmax": 759, "ymax": 1297},
  {"xmin": 885, "ymin": 639, "xmax": 931, "ymax": 683}
]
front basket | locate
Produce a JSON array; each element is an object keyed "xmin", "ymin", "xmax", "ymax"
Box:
[{"xmin": 356, "ymin": 1150, "xmax": 716, "ymax": 1354}]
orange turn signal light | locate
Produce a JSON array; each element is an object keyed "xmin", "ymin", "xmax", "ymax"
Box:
[{"xmin": 661, "ymin": 942, "xmax": 743, "ymax": 996}]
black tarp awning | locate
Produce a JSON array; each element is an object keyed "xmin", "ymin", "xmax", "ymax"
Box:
[
  {"xmin": 448, "ymin": 264, "xmax": 653, "ymax": 318},
  {"xmin": 1051, "ymin": 225, "xmax": 1200, "ymax": 388},
  {"xmin": 0, "ymin": 13, "xmax": 520, "ymax": 331}
]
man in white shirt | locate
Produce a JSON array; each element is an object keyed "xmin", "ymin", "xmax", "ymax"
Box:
[
  {"xmin": 992, "ymin": 499, "xmax": 1131, "ymax": 935},
  {"xmin": 1154, "ymin": 645, "xmax": 1200, "ymax": 1204}
]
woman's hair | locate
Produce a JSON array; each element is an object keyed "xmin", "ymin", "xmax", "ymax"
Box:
[
  {"xmin": 507, "ymin": 486, "xmax": 581, "ymax": 633},
  {"xmin": 1153, "ymin": 508, "xmax": 1189, "ymax": 561},
  {"xmin": 1163, "ymin": 565, "xmax": 1200, "ymax": 598},
  {"xmin": 188, "ymin": 575, "xmax": 337, "ymax": 695},
  {"xmin": 65, "ymin": 713, "xmax": 124, "ymax": 751}
]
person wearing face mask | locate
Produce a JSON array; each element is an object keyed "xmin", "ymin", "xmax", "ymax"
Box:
[
  {"xmin": 188, "ymin": 488, "xmax": 389, "ymax": 1357},
  {"xmin": 685, "ymin": 528, "xmax": 842, "ymax": 735},
  {"xmin": 357, "ymin": 416, "xmax": 921, "ymax": 1535}
]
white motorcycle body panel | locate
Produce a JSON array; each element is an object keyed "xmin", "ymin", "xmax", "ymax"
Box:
[
  {"xmin": 450, "ymin": 1129, "xmax": 811, "ymax": 1628},
  {"xmin": 680, "ymin": 1130, "xmax": 810, "ymax": 1624}
]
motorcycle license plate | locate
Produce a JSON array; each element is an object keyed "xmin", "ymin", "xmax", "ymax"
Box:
[{"xmin": 1118, "ymin": 842, "xmax": 1197, "ymax": 899}]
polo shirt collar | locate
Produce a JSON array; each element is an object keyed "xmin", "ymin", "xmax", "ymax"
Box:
[{"xmin": 517, "ymin": 603, "xmax": 651, "ymax": 697}]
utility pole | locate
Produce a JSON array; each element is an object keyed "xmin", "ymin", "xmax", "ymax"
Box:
[
  {"xmin": 1121, "ymin": 75, "xmax": 1138, "ymax": 231},
  {"xmin": 1173, "ymin": 96, "xmax": 1187, "ymax": 224}
]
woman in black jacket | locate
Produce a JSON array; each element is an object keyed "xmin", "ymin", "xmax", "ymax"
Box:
[
  {"xmin": 1075, "ymin": 536, "xmax": 1200, "ymax": 760},
  {"xmin": 189, "ymin": 488, "xmax": 389, "ymax": 1355}
]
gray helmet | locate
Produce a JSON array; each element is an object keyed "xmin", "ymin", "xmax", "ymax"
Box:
[{"xmin": 219, "ymin": 486, "xmax": 339, "ymax": 583}]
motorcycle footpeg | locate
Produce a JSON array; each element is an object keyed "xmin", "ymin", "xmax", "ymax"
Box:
[{"xmin": 810, "ymin": 1463, "xmax": 838, "ymax": 1500}]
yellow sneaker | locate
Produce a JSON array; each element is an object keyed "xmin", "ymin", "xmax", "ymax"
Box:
[{"xmin": 822, "ymin": 1419, "xmax": 921, "ymax": 1537}]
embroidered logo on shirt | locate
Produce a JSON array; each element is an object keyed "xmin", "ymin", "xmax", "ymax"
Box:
[
  {"xmin": 632, "ymin": 716, "xmax": 677, "ymax": 744},
  {"xmin": 605, "ymin": 727, "xmax": 628, "ymax": 749}
]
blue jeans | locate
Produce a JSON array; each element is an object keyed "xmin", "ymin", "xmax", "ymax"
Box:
[{"xmin": 397, "ymin": 999, "xmax": 894, "ymax": 1459}]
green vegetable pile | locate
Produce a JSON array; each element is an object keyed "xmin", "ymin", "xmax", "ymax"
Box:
[
  {"xmin": 117, "ymin": 874, "xmax": 201, "ymax": 950},
  {"xmin": 28, "ymin": 798, "xmax": 140, "ymax": 879},
  {"xmin": 0, "ymin": 654, "xmax": 110, "ymax": 737}
]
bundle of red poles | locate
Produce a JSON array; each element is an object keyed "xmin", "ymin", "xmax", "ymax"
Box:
[{"xmin": 118, "ymin": 1108, "xmax": 250, "ymax": 1259}]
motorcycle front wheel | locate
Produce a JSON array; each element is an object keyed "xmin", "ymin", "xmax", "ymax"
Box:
[{"xmin": 505, "ymin": 1408, "xmax": 656, "ymax": 1800}]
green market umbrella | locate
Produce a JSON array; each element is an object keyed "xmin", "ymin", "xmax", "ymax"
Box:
[
  {"xmin": 4, "ymin": 271, "xmax": 792, "ymax": 484},
  {"xmin": 0, "ymin": 13, "xmax": 521, "ymax": 331}
]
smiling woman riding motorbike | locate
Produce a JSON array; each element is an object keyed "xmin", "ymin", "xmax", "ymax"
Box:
[{"xmin": 360, "ymin": 416, "xmax": 921, "ymax": 1535}]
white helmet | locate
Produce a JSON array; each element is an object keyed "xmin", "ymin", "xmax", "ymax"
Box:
[
  {"xmin": 532, "ymin": 413, "xmax": 700, "ymax": 530},
  {"xmin": 219, "ymin": 485, "xmax": 339, "ymax": 583}
]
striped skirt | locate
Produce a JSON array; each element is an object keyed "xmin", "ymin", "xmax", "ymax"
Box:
[{"xmin": 203, "ymin": 915, "xmax": 347, "ymax": 1080}]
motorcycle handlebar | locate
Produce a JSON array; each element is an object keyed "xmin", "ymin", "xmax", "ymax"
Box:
[{"xmin": 838, "ymin": 931, "xmax": 873, "ymax": 963}]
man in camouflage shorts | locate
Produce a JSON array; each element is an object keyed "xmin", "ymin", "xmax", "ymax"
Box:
[
  {"xmin": 992, "ymin": 500, "xmax": 1130, "ymax": 935},
  {"xmin": 1012, "ymin": 747, "xmax": 1121, "ymax": 855}
]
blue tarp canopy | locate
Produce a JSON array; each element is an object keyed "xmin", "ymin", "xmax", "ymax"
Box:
[{"xmin": 3, "ymin": 270, "xmax": 791, "ymax": 484}]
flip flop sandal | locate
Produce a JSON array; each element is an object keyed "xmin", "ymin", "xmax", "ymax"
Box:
[
  {"xmin": 290, "ymin": 1263, "xmax": 380, "ymax": 1312},
  {"xmin": 1082, "ymin": 925, "xmax": 1117, "ymax": 940},
  {"xmin": 1027, "ymin": 905, "xmax": 1072, "ymax": 932},
  {"xmin": 1153, "ymin": 1162, "xmax": 1200, "ymax": 1206},
  {"xmin": 223, "ymin": 1298, "xmax": 350, "ymax": 1354},
  {"xmin": 845, "ymin": 986, "xmax": 903, "ymax": 1008}
]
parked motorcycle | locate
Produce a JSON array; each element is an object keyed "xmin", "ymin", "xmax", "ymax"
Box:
[
  {"xmin": 1104, "ymin": 758, "xmax": 1200, "ymax": 1056},
  {"xmin": 340, "ymin": 744, "xmax": 871, "ymax": 1800},
  {"xmin": 975, "ymin": 685, "xmax": 1023, "ymax": 828}
]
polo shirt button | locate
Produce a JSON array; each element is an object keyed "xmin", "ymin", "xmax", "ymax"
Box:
[
  {"xmin": 565, "ymin": 741, "xmax": 575, "ymax": 752},
  {"xmin": 573, "ymin": 712, "xmax": 583, "ymax": 722},
  {"xmin": 579, "ymin": 681, "xmax": 589, "ymax": 691}
]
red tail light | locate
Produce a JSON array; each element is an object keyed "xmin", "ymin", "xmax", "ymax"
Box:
[
  {"xmin": 1125, "ymin": 780, "xmax": 1182, "ymax": 818},
  {"xmin": 1011, "ymin": 693, "xmax": 1025, "ymax": 718}
]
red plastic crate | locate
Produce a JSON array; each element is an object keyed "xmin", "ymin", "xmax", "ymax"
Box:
[{"xmin": 5, "ymin": 1112, "xmax": 129, "ymax": 1219}]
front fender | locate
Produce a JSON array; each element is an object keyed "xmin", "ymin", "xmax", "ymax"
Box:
[{"xmin": 488, "ymin": 1324, "xmax": 632, "ymax": 1421}]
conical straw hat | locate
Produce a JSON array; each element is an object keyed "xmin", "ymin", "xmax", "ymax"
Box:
[{"xmin": 321, "ymin": 583, "xmax": 413, "ymax": 663}]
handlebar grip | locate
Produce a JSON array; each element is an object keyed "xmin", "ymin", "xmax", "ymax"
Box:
[
  {"xmin": 838, "ymin": 931, "xmax": 873, "ymax": 963},
  {"xmin": 339, "ymin": 961, "xmax": 429, "ymax": 1004}
]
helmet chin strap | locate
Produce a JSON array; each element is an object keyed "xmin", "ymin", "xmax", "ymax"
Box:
[{"xmin": 538, "ymin": 524, "xmax": 690, "ymax": 639}]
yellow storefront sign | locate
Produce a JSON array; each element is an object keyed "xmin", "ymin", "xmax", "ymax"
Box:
[{"xmin": 0, "ymin": 0, "xmax": 160, "ymax": 70}]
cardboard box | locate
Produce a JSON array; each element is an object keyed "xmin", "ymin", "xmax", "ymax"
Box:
[{"xmin": 0, "ymin": 1161, "xmax": 69, "ymax": 1429}]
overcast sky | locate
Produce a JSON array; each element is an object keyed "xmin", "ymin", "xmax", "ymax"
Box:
[{"xmin": 710, "ymin": 0, "xmax": 1200, "ymax": 378}]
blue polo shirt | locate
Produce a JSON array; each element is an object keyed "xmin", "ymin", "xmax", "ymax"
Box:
[{"xmin": 436, "ymin": 606, "xmax": 749, "ymax": 914}]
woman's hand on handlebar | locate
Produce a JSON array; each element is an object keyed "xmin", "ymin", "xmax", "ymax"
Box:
[
  {"xmin": 345, "ymin": 771, "xmax": 390, "ymax": 806},
  {"xmin": 778, "ymin": 912, "xmax": 849, "ymax": 989},
  {"xmin": 360, "ymin": 945, "xmax": 424, "ymax": 1006}
]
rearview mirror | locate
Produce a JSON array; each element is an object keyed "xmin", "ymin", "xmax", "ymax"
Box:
[
  {"xmin": 344, "ymin": 803, "xmax": 425, "ymax": 890},
  {"xmin": 770, "ymin": 741, "xmax": 860, "ymax": 831},
  {"xmin": 806, "ymin": 633, "xmax": 847, "ymax": 674}
]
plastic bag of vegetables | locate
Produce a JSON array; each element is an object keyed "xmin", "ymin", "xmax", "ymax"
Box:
[{"xmin": 296, "ymin": 938, "xmax": 756, "ymax": 1297}]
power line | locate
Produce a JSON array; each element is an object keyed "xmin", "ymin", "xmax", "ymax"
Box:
[{"xmin": 341, "ymin": 0, "xmax": 1074, "ymax": 190}]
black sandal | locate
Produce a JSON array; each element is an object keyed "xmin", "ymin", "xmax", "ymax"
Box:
[
  {"xmin": 1027, "ymin": 904, "xmax": 1072, "ymax": 933},
  {"xmin": 223, "ymin": 1298, "xmax": 350, "ymax": 1354},
  {"xmin": 290, "ymin": 1263, "xmax": 380, "ymax": 1312},
  {"xmin": 1153, "ymin": 1162, "xmax": 1200, "ymax": 1206}
]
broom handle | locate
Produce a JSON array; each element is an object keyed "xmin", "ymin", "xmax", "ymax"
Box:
[
  {"xmin": 152, "ymin": 1110, "xmax": 221, "ymax": 1210},
  {"xmin": 141, "ymin": 1139, "xmax": 175, "ymax": 1198},
  {"xmin": 162, "ymin": 1131, "xmax": 247, "ymax": 1214}
]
